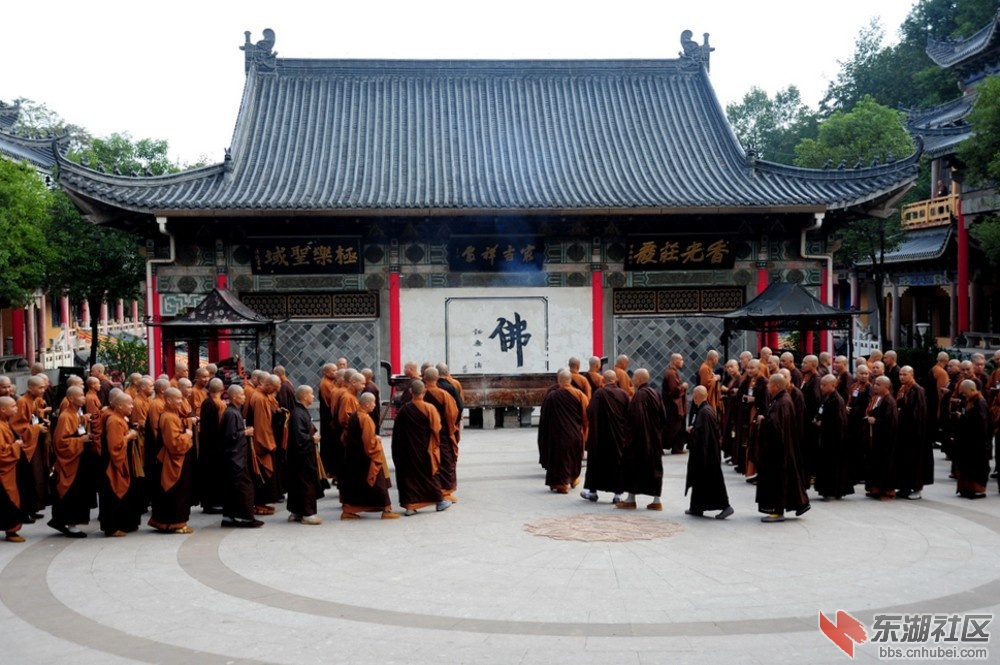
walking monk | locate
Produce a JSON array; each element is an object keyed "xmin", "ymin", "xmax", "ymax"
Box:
[
  {"xmin": 99, "ymin": 392, "xmax": 142, "ymax": 536},
  {"xmin": 340, "ymin": 392, "xmax": 399, "ymax": 520},
  {"xmin": 537, "ymin": 369, "xmax": 589, "ymax": 494},
  {"xmin": 580, "ymin": 370, "xmax": 629, "ymax": 504},
  {"xmin": 685, "ymin": 385, "xmax": 734, "ymax": 519},
  {"xmin": 756, "ymin": 374, "xmax": 810, "ymax": 522},
  {"xmin": 391, "ymin": 380, "xmax": 451, "ymax": 516},
  {"xmin": 618, "ymin": 369, "xmax": 665, "ymax": 511}
]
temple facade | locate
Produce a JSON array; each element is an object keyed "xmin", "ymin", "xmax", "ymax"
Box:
[{"xmin": 55, "ymin": 29, "xmax": 920, "ymax": 387}]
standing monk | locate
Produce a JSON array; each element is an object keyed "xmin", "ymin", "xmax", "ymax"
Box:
[
  {"xmin": 928, "ymin": 351, "xmax": 950, "ymax": 447},
  {"xmin": 99, "ymin": 392, "xmax": 141, "ymax": 536},
  {"xmin": 148, "ymin": 388, "xmax": 196, "ymax": 533},
  {"xmin": 662, "ymin": 353, "xmax": 689, "ymax": 454},
  {"xmin": 684, "ymin": 385, "xmax": 734, "ymax": 519},
  {"xmin": 954, "ymin": 379, "xmax": 991, "ymax": 499},
  {"xmin": 735, "ymin": 359, "xmax": 768, "ymax": 478},
  {"xmin": 846, "ymin": 364, "xmax": 874, "ymax": 484},
  {"xmin": 340, "ymin": 392, "xmax": 399, "ymax": 519},
  {"xmin": 48, "ymin": 386, "xmax": 93, "ymax": 537},
  {"xmin": 580, "ymin": 370, "xmax": 629, "ymax": 504},
  {"xmin": 423, "ymin": 367, "xmax": 460, "ymax": 501},
  {"xmin": 219, "ymin": 386, "xmax": 262, "ymax": 528},
  {"xmin": 318, "ymin": 363, "xmax": 339, "ymax": 482},
  {"xmin": 865, "ymin": 376, "xmax": 898, "ymax": 500},
  {"xmin": 0, "ymin": 397, "xmax": 25, "ymax": 542},
  {"xmin": 756, "ymin": 374, "xmax": 810, "ymax": 522},
  {"xmin": 391, "ymin": 380, "xmax": 451, "ymax": 515},
  {"xmin": 198, "ymin": 378, "xmax": 227, "ymax": 514},
  {"xmin": 719, "ymin": 359, "xmax": 742, "ymax": 463},
  {"xmin": 698, "ymin": 350, "xmax": 721, "ymax": 411},
  {"xmin": 813, "ymin": 374, "xmax": 853, "ymax": 500},
  {"xmin": 567, "ymin": 357, "xmax": 592, "ymax": 400},
  {"xmin": 618, "ymin": 369, "xmax": 665, "ymax": 511},
  {"xmin": 286, "ymin": 386, "xmax": 323, "ymax": 525},
  {"xmin": 246, "ymin": 375, "xmax": 280, "ymax": 515},
  {"xmin": 799, "ymin": 355, "xmax": 823, "ymax": 484},
  {"xmin": 537, "ymin": 369, "xmax": 589, "ymax": 493},
  {"xmin": 585, "ymin": 357, "xmax": 605, "ymax": 395},
  {"xmin": 895, "ymin": 366, "xmax": 931, "ymax": 500},
  {"xmin": 614, "ymin": 355, "xmax": 635, "ymax": 397},
  {"xmin": 11, "ymin": 376, "xmax": 48, "ymax": 521}
]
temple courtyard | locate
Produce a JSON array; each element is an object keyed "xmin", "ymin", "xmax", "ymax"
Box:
[{"xmin": 0, "ymin": 426, "xmax": 997, "ymax": 664}]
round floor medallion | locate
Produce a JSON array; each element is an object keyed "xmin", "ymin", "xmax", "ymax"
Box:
[{"xmin": 523, "ymin": 513, "xmax": 683, "ymax": 542}]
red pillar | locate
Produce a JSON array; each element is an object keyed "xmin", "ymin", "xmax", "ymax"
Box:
[
  {"xmin": 389, "ymin": 270, "xmax": 401, "ymax": 373},
  {"xmin": 820, "ymin": 267, "xmax": 831, "ymax": 354},
  {"xmin": 957, "ymin": 198, "xmax": 969, "ymax": 333},
  {"xmin": 591, "ymin": 269, "xmax": 603, "ymax": 358},
  {"xmin": 11, "ymin": 309, "xmax": 25, "ymax": 356},
  {"xmin": 805, "ymin": 331, "xmax": 815, "ymax": 354}
]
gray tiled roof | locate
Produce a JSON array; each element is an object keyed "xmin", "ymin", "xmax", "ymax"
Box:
[
  {"xmin": 906, "ymin": 93, "xmax": 976, "ymax": 159},
  {"xmin": 858, "ymin": 227, "xmax": 953, "ymax": 265},
  {"xmin": 58, "ymin": 57, "xmax": 920, "ymax": 216},
  {"xmin": 926, "ymin": 10, "xmax": 1000, "ymax": 68},
  {"xmin": 0, "ymin": 132, "xmax": 64, "ymax": 170}
]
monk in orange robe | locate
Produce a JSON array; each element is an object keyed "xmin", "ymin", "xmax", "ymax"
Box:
[
  {"xmin": 340, "ymin": 392, "xmax": 398, "ymax": 519},
  {"xmin": 614, "ymin": 355, "xmax": 635, "ymax": 397},
  {"xmin": 48, "ymin": 386, "xmax": 93, "ymax": 537},
  {"xmin": 11, "ymin": 375, "xmax": 48, "ymax": 520},
  {"xmin": 246, "ymin": 374, "xmax": 280, "ymax": 514},
  {"xmin": 0, "ymin": 396, "xmax": 25, "ymax": 542},
  {"xmin": 148, "ymin": 388, "xmax": 195, "ymax": 533},
  {"xmin": 568, "ymin": 357, "xmax": 592, "ymax": 400},
  {"xmin": 99, "ymin": 392, "xmax": 141, "ymax": 536},
  {"xmin": 423, "ymin": 367, "xmax": 461, "ymax": 501}
]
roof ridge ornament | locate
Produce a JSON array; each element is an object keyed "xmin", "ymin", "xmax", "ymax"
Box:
[
  {"xmin": 241, "ymin": 29, "xmax": 277, "ymax": 75},
  {"xmin": 679, "ymin": 30, "xmax": 714, "ymax": 71}
]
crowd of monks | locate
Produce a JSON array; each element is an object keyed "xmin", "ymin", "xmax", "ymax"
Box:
[
  {"xmin": 0, "ymin": 358, "xmax": 466, "ymax": 542},
  {"xmin": 538, "ymin": 347, "xmax": 1000, "ymax": 523},
  {"xmin": 0, "ymin": 345, "xmax": 997, "ymax": 541}
]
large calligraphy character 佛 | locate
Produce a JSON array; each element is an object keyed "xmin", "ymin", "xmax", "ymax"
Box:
[{"xmin": 489, "ymin": 312, "xmax": 531, "ymax": 368}]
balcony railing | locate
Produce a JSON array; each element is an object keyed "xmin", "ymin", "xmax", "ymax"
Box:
[{"xmin": 901, "ymin": 194, "xmax": 958, "ymax": 229}]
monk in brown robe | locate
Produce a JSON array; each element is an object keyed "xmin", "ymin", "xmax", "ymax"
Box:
[
  {"xmin": 581, "ymin": 370, "xmax": 628, "ymax": 504},
  {"xmin": 954, "ymin": 379, "xmax": 991, "ymax": 499},
  {"xmin": 756, "ymin": 374, "xmax": 810, "ymax": 522},
  {"xmin": 391, "ymin": 380, "xmax": 451, "ymax": 515},
  {"xmin": 614, "ymin": 355, "xmax": 635, "ymax": 397},
  {"xmin": 894, "ymin": 366, "xmax": 931, "ymax": 500},
  {"xmin": 90, "ymin": 363, "xmax": 114, "ymax": 407},
  {"xmin": 219, "ymin": 386, "xmax": 262, "ymax": 528},
  {"xmin": 779, "ymin": 352, "xmax": 803, "ymax": 388},
  {"xmin": 246, "ymin": 374, "xmax": 280, "ymax": 514},
  {"xmin": 423, "ymin": 367, "xmax": 460, "ymax": 501},
  {"xmin": 340, "ymin": 392, "xmax": 399, "ymax": 519},
  {"xmin": 318, "ymin": 363, "xmax": 339, "ymax": 481},
  {"xmin": 48, "ymin": 386, "xmax": 93, "ymax": 537},
  {"xmin": 846, "ymin": 364, "xmax": 874, "ymax": 484},
  {"xmin": 567, "ymin": 357, "xmax": 592, "ymax": 400},
  {"xmin": 719, "ymin": 359, "xmax": 742, "ymax": 463},
  {"xmin": 813, "ymin": 374, "xmax": 853, "ymax": 500},
  {"xmin": 617, "ymin": 369, "xmax": 665, "ymax": 510},
  {"xmin": 148, "ymin": 388, "xmax": 195, "ymax": 533},
  {"xmin": 286, "ymin": 385, "xmax": 323, "ymax": 525},
  {"xmin": 865, "ymin": 376, "xmax": 898, "ymax": 500},
  {"xmin": 928, "ymin": 351, "xmax": 950, "ymax": 447},
  {"xmin": 0, "ymin": 397, "xmax": 25, "ymax": 542},
  {"xmin": 11, "ymin": 375, "xmax": 48, "ymax": 521},
  {"xmin": 99, "ymin": 392, "xmax": 142, "ymax": 536},
  {"xmin": 685, "ymin": 385, "xmax": 733, "ymax": 519},
  {"xmin": 198, "ymin": 378, "xmax": 227, "ymax": 513},
  {"xmin": 833, "ymin": 355, "xmax": 853, "ymax": 404},
  {"xmin": 537, "ymin": 369, "xmax": 589, "ymax": 493},
  {"xmin": 662, "ymin": 353, "xmax": 689, "ymax": 454},
  {"xmin": 799, "ymin": 355, "xmax": 823, "ymax": 483},
  {"xmin": 735, "ymin": 359, "xmax": 768, "ymax": 478}
]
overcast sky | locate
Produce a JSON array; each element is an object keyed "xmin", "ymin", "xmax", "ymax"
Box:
[{"xmin": 5, "ymin": 0, "xmax": 917, "ymax": 166}]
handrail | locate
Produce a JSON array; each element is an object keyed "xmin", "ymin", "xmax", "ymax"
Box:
[{"xmin": 901, "ymin": 194, "xmax": 958, "ymax": 229}]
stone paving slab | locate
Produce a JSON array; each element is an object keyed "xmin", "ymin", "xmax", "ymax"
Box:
[{"xmin": 0, "ymin": 427, "xmax": 998, "ymax": 664}]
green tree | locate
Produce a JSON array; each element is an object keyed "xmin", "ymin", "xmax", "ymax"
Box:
[
  {"xmin": 68, "ymin": 132, "xmax": 180, "ymax": 176},
  {"xmin": 725, "ymin": 85, "xmax": 818, "ymax": 164},
  {"xmin": 959, "ymin": 75, "xmax": 1000, "ymax": 184},
  {"xmin": 44, "ymin": 192, "xmax": 146, "ymax": 365},
  {"xmin": 795, "ymin": 97, "xmax": 915, "ymax": 168},
  {"xmin": 836, "ymin": 217, "xmax": 907, "ymax": 346},
  {"xmin": 0, "ymin": 159, "xmax": 52, "ymax": 307},
  {"xmin": 97, "ymin": 337, "xmax": 148, "ymax": 380}
]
